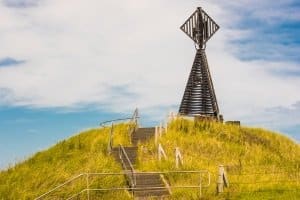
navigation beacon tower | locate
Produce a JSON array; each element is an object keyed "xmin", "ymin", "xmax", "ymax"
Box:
[{"xmin": 179, "ymin": 7, "xmax": 222, "ymax": 121}]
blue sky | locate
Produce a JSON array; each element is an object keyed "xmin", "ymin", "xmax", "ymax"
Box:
[{"xmin": 0, "ymin": 0, "xmax": 300, "ymax": 169}]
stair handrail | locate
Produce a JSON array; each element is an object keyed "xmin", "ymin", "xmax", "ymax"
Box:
[
  {"xmin": 128, "ymin": 108, "xmax": 139, "ymax": 143},
  {"xmin": 99, "ymin": 117, "xmax": 134, "ymax": 127},
  {"xmin": 118, "ymin": 144, "xmax": 136, "ymax": 187},
  {"xmin": 130, "ymin": 108, "xmax": 139, "ymax": 125},
  {"xmin": 99, "ymin": 108, "xmax": 139, "ymax": 127},
  {"xmin": 99, "ymin": 108, "xmax": 139, "ymax": 153},
  {"xmin": 107, "ymin": 123, "xmax": 114, "ymax": 153}
]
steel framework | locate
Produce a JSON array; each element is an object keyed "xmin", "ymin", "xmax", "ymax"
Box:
[{"xmin": 179, "ymin": 7, "xmax": 221, "ymax": 120}]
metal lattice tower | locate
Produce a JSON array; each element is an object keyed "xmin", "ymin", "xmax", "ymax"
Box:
[{"xmin": 179, "ymin": 7, "xmax": 221, "ymax": 120}]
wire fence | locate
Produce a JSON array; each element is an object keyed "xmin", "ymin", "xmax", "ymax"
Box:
[{"xmin": 215, "ymin": 163, "xmax": 300, "ymax": 199}]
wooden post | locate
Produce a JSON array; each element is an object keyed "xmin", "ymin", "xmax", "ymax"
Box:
[
  {"xmin": 158, "ymin": 144, "xmax": 161, "ymax": 161},
  {"xmin": 168, "ymin": 111, "xmax": 172, "ymax": 122},
  {"xmin": 217, "ymin": 165, "xmax": 229, "ymax": 194},
  {"xmin": 155, "ymin": 126, "xmax": 158, "ymax": 145},
  {"xmin": 165, "ymin": 121, "xmax": 168, "ymax": 133},
  {"xmin": 175, "ymin": 147, "xmax": 183, "ymax": 168},
  {"xmin": 199, "ymin": 173, "xmax": 202, "ymax": 198},
  {"xmin": 86, "ymin": 173, "xmax": 90, "ymax": 200},
  {"xmin": 159, "ymin": 122, "xmax": 163, "ymax": 137},
  {"xmin": 175, "ymin": 148, "xmax": 179, "ymax": 168},
  {"xmin": 297, "ymin": 164, "xmax": 299, "ymax": 187},
  {"xmin": 170, "ymin": 112, "xmax": 174, "ymax": 121},
  {"xmin": 217, "ymin": 165, "xmax": 224, "ymax": 193},
  {"xmin": 158, "ymin": 144, "xmax": 167, "ymax": 161}
]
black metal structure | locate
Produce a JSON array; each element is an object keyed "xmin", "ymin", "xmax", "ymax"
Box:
[{"xmin": 179, "ymin": 7, "xmax": 221, "ymax": 120}]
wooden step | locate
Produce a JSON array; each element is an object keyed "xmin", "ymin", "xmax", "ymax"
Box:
[
  {"xmin": 132, "ymin": 127, "xmax": 155, "ymax": 145},
  {"xmin": 133, "ymin": 173, "xmax": 170, "ymax": 198},
  {"xmin": 109, "ymin": 127, "xmax": 170, "ymax": 198},
  {"xmin": 134, "ymin": 188, "xmax": 169, "ymax": 198},
  {"xmin": 111, "ymin": 146, "xmax": 138, "ymax": 165},
  {"xmin": 136, "ymin": 127, "xmax": 156, "ymax": 132}
]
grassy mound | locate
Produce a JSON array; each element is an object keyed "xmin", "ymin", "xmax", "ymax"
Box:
[
  {"xmin": 0, "ymin": 119, "xmax": 299, "ymax": 199},
  {"xmin": 0, "ymin": 124, "xmax": 131, "ymax": 200},
  {"xmin": 136, "ymin": 118, "xmax": 300, "ymax": 199}
]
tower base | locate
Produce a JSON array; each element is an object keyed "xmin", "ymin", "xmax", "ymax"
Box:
[{"xmin": 179, "ymin": 49, "xmax": 220, "ymax": 119}]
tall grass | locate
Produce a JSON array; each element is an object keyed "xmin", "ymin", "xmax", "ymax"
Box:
[
  {"xmin": 0, "ymin": 124, "xmax": 131, "ymax": 199},
  {"xmin": 0, "ymin": 119, "xmax": 299, "ymax": 199},
  {"xmin": 136, "ymin": 118, "xmax": 300, "ymax": 199}
]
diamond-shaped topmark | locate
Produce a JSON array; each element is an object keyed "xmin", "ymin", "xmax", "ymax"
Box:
[{"xmin": 180, "ymin": 7, "xmax": 219, "ymax": 45}]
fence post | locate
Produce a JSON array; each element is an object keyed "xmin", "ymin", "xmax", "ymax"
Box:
[
  {"xmin": 169, "ymin": 112, "xmax": 174, "ymax": 121},
  {"xmin": 217, "ymin": 165, "xmax": 229, "ymax": 194},
  {"xmin": 199, "ymin": 172, "xmax": 202, "ymax": 198},
  {"xmin": 170, "ymin": 111, "xmax": 177, "ymax": 120},
  {"xmin": 134, "ymin": 108, "xmax": 138, "ymax": 126},
  {"xmin": 86, "ymin": 173, "xmax": 90, "ymax": 200},
  {"xmin": 217, "ymin": 165, "xmax": 224, "ymax": 194},
  {"xmin": 158, "ymin": 144, "xmax": 167, "ymax": 161},
  {"xmin": 165, "ymin": 120, "xmax": 168, "ymax": 133},
  {"xmin": 159, "ymin": 122, "xmax": 163, "ymax": 137},
  {"xmin": 297, "ymin": 164, "xmax": 299, "ymax": 187},
  {"xmin": 107, "ymin": 123, "xmax": 114, "ymax": 154},
  {"xmin": 158, "ymin": 144, "xmax": 161, "ymax": 161},
  {"xmin": 175, "ymin": 147, "xmax": 183, "ymax": 168},
  {"xmin": 155, "ymin": 126, "xmax": 158, "ymax": 145}
]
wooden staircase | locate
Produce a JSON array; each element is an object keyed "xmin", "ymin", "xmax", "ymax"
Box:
[
  {"xmin": 111, "ymin": 146, "xmax": 138, "ymax": 168},
  {"xmin": 111, "ymin": 127, "xmax": 170, "ymax": 199},
  {"xmin": 134, "ymin": 173, "xmax": 170, "ymax": 199},
  {"xmin": 132, "ymin": 127, "xmax": 156, "ymax": 145}
]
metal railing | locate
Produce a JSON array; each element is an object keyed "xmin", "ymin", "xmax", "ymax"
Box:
[
  {"xmin": 130, "ymin": 108, "xmax": 139, "ymax": 125},
  {"xmin": 99, "ymin": 117, "xmax": 135, "ymax": 127},
  {"xmin": 119, "ymin": 144, "xmax": 136, "ymax": 187},
  {"xmin": 127, "ymin": 108, "xmax": 139, "ymax": 144},
  {"xmin": 35, "ymin": 173, "xmax": 86, "ymax": 200},
  {"xmin": 99, "ymin": 108, "xmax": 139, "ymax": 127},
  {"xmin": 99, "ymin": 108, "xmax": 139, "ymax": 153},
  {"xmin": 70, "ymin": 171, "xmax": 210, "ymax": 199},
  {"xmin": 35, "ymin": 170, "xmax": 210, "ymax": 200},
  {"xmin": 107, "ymin": 123, "xmax": 114, "ymax": 153}
]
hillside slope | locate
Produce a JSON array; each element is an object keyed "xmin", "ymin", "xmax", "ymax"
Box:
[
  {"xmin": 136, "ymin": 119, "xmax": 300, "ymax": 199},
  {"xmin": 0, "ymin": 124, "xmax": 131, "ymax": 200},
  {"xmin": 0, "ymin": 119, "xmax": 299, "ymax": 199}
]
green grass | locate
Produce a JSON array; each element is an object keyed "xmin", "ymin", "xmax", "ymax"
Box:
[
  {"xmin": 0, "ymin": 123, "xmax": 132, "ymax": 200},
  {"xmin": 136, "ymin": 118, "xmax": 300, "ymax": 199},
  {"xmin": 0, "ymin": 119, "xmax": 299, "ymax": 199}
]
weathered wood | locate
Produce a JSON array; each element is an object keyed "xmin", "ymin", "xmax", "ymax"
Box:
[
  {"xmin": 159, "ymin": 122, "xmax": 163, "ymax": 137},
  {"xmin": 165, "ymin": 120, "xmax": 168, "ymax": 133},
  {"xmin": 217, "ymin": 165, "xmax": 229, "ymax": 194},
  {"xmin": 158, "ymin": 144, "xmax": 167, "ymax": 161},
  {"xmin": 217, "ymin": 165, "xmax": 224, "ymax": 193},
  {"xmin": 175, "ymin": 147, "xmax": 183, "ymax": 168},
  {"xmin": 155, "ymin": 126, "xmax": 158, "ymax": 145}
]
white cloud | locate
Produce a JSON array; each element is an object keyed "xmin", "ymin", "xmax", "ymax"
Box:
[{"xmin": 0, "ymin": 0, "xmax": 299, "ymax": 138}]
